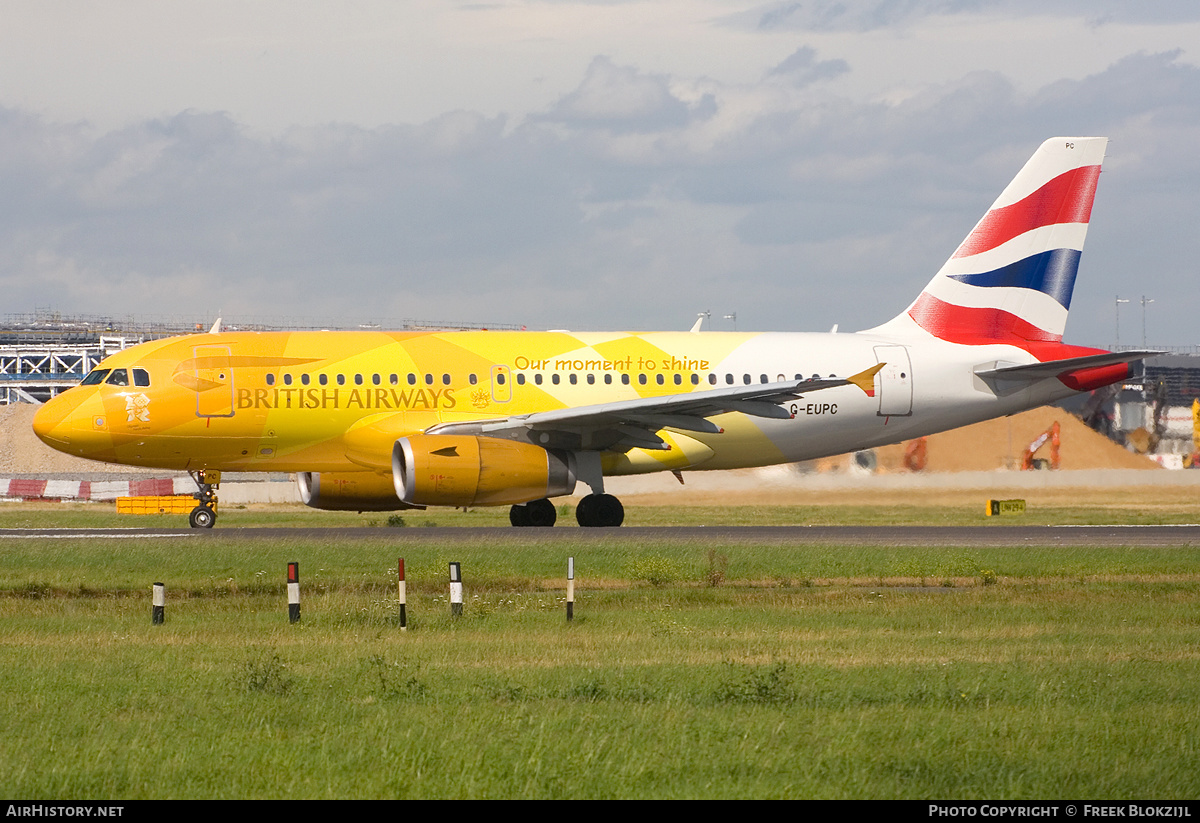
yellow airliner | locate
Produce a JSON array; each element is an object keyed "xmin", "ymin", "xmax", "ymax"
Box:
[{"xmin": 32, "ymin": 138, "xmax": 1156, "ymax": 527}]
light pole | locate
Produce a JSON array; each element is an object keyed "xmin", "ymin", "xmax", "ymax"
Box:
[
  {"xmin": 723, "ymin": 312, "xmax": 737, "ymax": 331},
  {"xmin": 1115, "ymin": 297, "xmax": 1130, "ymax": 349},
  {"xmin": 1141, "ymin": 296, "xmax": 1154, "ymax": 348}
]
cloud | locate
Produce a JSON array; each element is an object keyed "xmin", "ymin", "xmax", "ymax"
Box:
[
  {"xmin": 539, "ymin": 56, "xmax": 696, "ymax": 133},
  {"xmin": 1, "ymin": 38, "xmax": 1198, "ymax": 343},
  {"xmin": 742, "ymin": 1, "xmax": 1200, "ymax": 33},
  {"xmin": 767, "ymin": 46, "xmax": 851, "ymax": 85}
]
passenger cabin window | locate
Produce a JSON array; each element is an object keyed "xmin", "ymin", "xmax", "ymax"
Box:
[
  {"xmin": 266, "ymin": 374, "xmax": 275, "ymax": 386},
  {"xmin": 81, "ymin": 369, "xmax": 110, "ymax": 386}
]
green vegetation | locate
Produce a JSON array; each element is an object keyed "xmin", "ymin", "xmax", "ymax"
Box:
[
  {"xmin": 4, "ymin": 479, "xmax": 1200, "ymax": 531},
  {"xmin": 1, "ymin": 526, "xmax": 1198, "ymax": 799}
]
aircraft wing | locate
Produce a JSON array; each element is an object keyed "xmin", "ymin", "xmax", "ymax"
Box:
[
  {"xmin": 430, "ymin": 362, "xmax": 884, "ymax": 452},
  {"xmin": 974, "ymin": 350, "xmax": 1162, "ymax": 382}
]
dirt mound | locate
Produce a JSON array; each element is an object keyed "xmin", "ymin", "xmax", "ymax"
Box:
[
  {"xmin": 873, "ymin": 406, "xmax": 1158, "ymax": 473},
  {"xmin": 0, "ymin": 403, "xmax": 158, "ymax": 475}
]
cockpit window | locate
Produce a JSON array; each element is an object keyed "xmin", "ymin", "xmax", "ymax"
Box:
[
  {"xmin": 132, "ymin": 368, "xmax": 150, "ymax": 387},
  {"xmin": 80, "ymin": 369, "xmax": 110, "ymax": 386},
  {"xmin": 105, "ymin": 369, "xmax": 130, "ymax": 386}
]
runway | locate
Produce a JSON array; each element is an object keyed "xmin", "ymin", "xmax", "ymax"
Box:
[{"xmin": 4, "ymin": 524, "xmax": 1200, "ymax": 546}]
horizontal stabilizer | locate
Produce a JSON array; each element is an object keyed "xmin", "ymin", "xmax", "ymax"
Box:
[{"xmin": 974, "ymin": 350, "xmax": 1162, "ymax": 382}]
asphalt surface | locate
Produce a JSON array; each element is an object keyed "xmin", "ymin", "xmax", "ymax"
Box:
[{"xmin": 3, "ymin": 525, "xmax": 1200, "ymax": 546}]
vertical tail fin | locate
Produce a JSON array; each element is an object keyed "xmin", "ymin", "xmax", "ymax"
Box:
[{"xmin": 871, "ymin": 137, "xmax": 1107, "ymax": 344}]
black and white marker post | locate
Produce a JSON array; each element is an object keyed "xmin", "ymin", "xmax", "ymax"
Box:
[
  {"xmin": 397, "ymin": 558, "xmax": 407, "ymax": 630},
  {"xmin": 152, "ymin": 582, "xmax": 165, "ymax": 625},
  {"xmin": 449, "ymin": 562, "xmax": 463, "ymax": 617},
  {"xmin": 287, "ymin": 562, "xmax": 300, "ymax": 623},
  {"xmin": 566, "ymin": 557, "xmax": 575, "ymax": 622}
]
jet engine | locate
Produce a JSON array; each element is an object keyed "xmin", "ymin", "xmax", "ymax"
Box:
[
  {"xmin": 393, "ymin": 434, "xmax": 576, "ymax": 507},
  {"xmin": 297, "ymin": 471, "xmax": 421, "ymax": 512}
]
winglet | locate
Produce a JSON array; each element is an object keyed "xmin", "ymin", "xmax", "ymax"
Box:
[
  {"xmin": 209, "ymin": 316, "xmax": 223, "ymax": 334},
  {"xmin": 847, "ymin": 362, "xmax": 885, "ymax": 396}
]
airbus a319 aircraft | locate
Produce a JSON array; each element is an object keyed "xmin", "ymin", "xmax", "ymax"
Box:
[{"xmin": 33, "ymin": 137, "xmax": 1156, "ymax": 528}]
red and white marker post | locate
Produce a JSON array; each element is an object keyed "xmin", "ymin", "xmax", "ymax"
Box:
[
  {"xmin": 566, "ymin": 557, "xmax": 575, "ymax": 622},
  {"xmin": 397, "ymin": 558, "xmax": 407, "ymax": 630},
  {"xmin": 287, "ymin": 562, "xmax": 300, "ymax": 623}
]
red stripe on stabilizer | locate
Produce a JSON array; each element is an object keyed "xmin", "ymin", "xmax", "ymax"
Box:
[
  {"xmin": 1057, "ymin": 362, "xmax": 1131, "ymax": 392},
  {"xmin": 908, "ymin": 293, "xmax": 1061, "ymax": 344},
  {"xmin": 953, "ymin": 165, "xmax": 1100, "ymax": 259}
]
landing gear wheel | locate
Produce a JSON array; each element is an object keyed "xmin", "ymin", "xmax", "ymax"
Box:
[
  {"xmin": 575, "ymin": 493, "xmax": 624, "ymax": 527},
  {"xmin": 509, "ymin": 498, "xmax": 557, "ymax": 527},
  {"xmin": 187, "ymin": 469, "xmax": 220, "ymax": 529},
  {"xmin": 526, "ymin": 498, "xmax": 557, "ymax": 527},
  {"xmin": 189, "ymin": 506, "xmax": 217, "ymax": 529}
]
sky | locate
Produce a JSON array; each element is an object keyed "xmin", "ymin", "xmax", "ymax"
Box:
[{"xmin": 1, "ymin": 1, "xmax": 1198, "ymax": 347}]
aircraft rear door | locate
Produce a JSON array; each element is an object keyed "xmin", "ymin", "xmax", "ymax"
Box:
[
  {"xmin": 872, "ymin": 345, "xmax": 913, "ymax": 417},
  {"xmin": 193, "ymin": 345, "xmax": 234, "ymax": 418}
]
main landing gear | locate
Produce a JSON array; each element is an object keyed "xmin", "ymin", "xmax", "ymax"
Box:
[
  {"xmin": 507, "ymin": 494, "xmax": 625, "ymax": 528},
  {"xmin": 509, "ymin": 497, "xmax": 558, "ymax": 527},
  {"xmin": 574, "ymin": 493, "xmax": 624, "ymax": 528},
  {"xmin": 188, "ymin": 469, "xmax": 219, "ymax": 529}
]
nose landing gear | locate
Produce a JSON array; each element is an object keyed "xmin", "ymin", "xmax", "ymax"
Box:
[{"xmin": 188, "ymin": 469, "xmax": 220, "ymax": 529}]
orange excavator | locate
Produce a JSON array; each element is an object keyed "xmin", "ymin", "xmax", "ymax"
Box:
[
  {"xmin": 1021, "ymin": 421, "xmax": 1060, "ymax": 470},
  {"xmin": 903, "ymin": 437, "xmax": 928, "ymax": 471}
]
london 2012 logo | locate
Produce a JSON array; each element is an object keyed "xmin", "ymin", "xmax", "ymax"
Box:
[{"xmin": 125, "ymin": 393, "xmax": 150, "ymax": 423}]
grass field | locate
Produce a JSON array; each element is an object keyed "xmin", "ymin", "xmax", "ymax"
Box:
[{"xmin": 1, "ymin": 493, "xmax": 1199, "ymax": 799}]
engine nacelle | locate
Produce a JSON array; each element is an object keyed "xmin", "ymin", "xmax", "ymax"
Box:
[
  {"xmin": 393, "ymin": 434, "xmax": 576, "ymax": 507},
  {"xmin": 297, "ymin": 471, "xmax": 422, "ymax": 512}
]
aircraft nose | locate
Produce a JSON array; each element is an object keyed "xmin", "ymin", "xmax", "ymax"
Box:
[{"xmin": 32, "ymin": 394, "xmax": 72, "ymax": 448}]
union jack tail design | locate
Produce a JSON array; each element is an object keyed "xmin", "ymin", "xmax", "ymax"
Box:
[{"xmin": 874, "ymin": 137, "xmax": 1107, "ymax": 345}]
